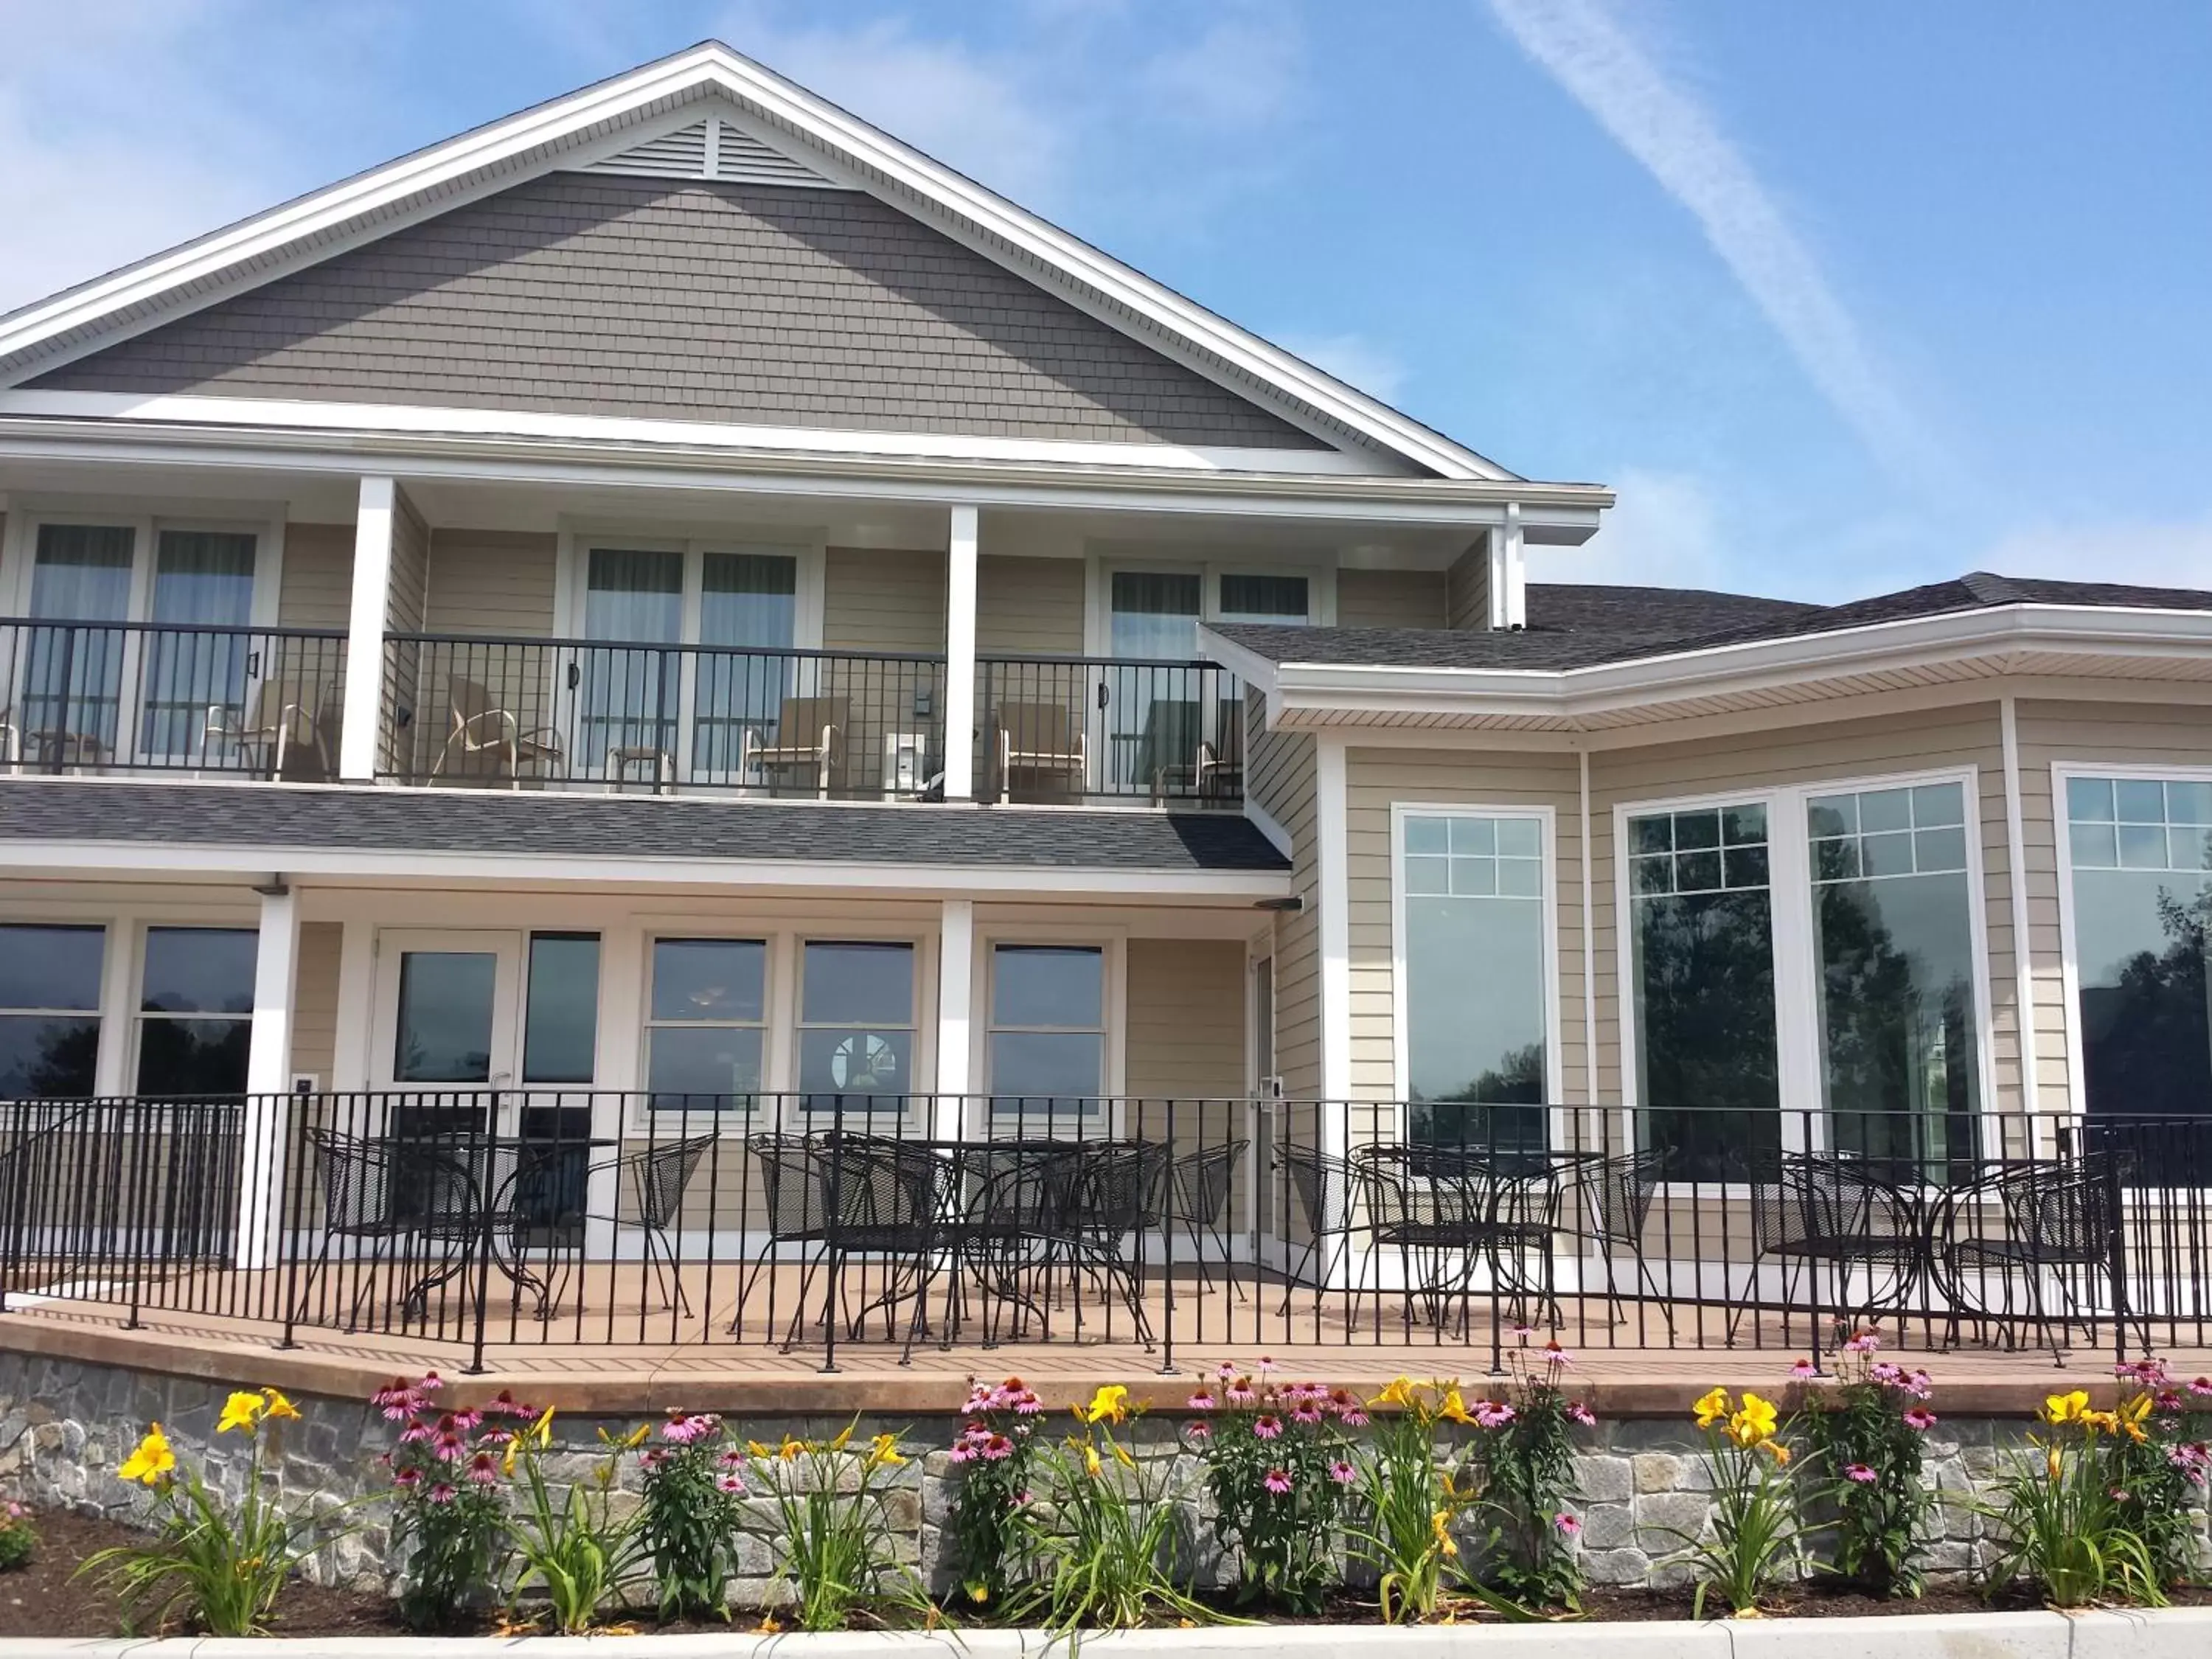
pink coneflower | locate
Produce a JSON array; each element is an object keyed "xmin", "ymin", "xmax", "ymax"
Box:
[
  {"xmin": 1568, "ymin": 1401, "xmax": 1596, "ymax": 1427},
  {"xmin": 1789, "ymin": 1358, "xmax": 1817, "ymax": 1380},
  {"xmin": 961, "ymin": 1388, "xmax": 995, "ymax": 1415},
  {"xmin": 1870, "ymin": 1361, "xmax": 1902, "ymax": 1385},
  {"xmin": 640, "ymin": 1450, "xmax": 667, "ymax": 1473},
  {"xmin": 983, "ymin": 1434, "xmax": 1015, "ymax": 1461},
  {"xmin": 1844, "ymin": 1463, "xmax": 1878, "ymax": 1484},
  {"xmin": 1545, "ymin": 1338, "xmax": 1575, "ymax": 1368},
  {"xmin": 1257, "ymin": 1355, "xmax": 1276, "ymax": 1374},
  {"xmin": 1903, "ymin": 1408, "xmax": 1938, "ymax": 1432},
  {"xmin": 716, "ymin": 1473, "xmax": 745, "ymax": 1494},
  {"xmin": 1843, "ymin": 1329, "xmax": 1881, "ymax": 1354},
  {"xmin": 398, "ymin": 1422, "xmax": 434, "ymax": 1445},
  {"xmin": 427, "ymin": 1482, "xmax": 458, "ymax": 1506},
  {"xmin": 662, "ymin": 1413, "xmax": 717, "ymax": 1444},
  {"xmin": 1554, "ymin": 1512, "xmax": 1582, "ymax": 1538},
  {"xmin": 1292, "ymin": 1404, "xmax": 1324, "ymax": 1426},
  {"xmin": 2158, "ymin": 1391, "xmax": 2185, "ymax": 1413},
  {"xmin": 393, "ymin": 1466, "xmax": 422, "ymax": 1491},
  {"xmin": 1217, "ymin": 1360, "xmax": 1239, "ymax": 1381},
  {"xmin": 1474, "ymin": 1400, "xmax": 1516, "ymax": 1430},
  {"xmin": 1904, "ymin": 1370, "xmax": 1934, "ymax": 1400},
  {"xmin": 1226, "ymin": 1377, "xmax": 1258, "ymax": 1408},
  {"xmin": 485, "ymin": 1388, "xmax": 525, "ymax": 1417},
  {"xmin": 1010, "ymin": 1389, "xmax": 1044, "ymax": 1416},
  {"xmin": 1184, "ymin": 1420, "xmax": 1211, "ymax": 1441},
  {"xmin": 372, "ymin": 1380, "xmax": 420, "ymax": 1420},
  {"xmin": 1262, "ymin": 1468, "xmax": 1293, "ymax": 1495},
  {"xmin": 432, "ymin": 1432, "xmax": 466, "ymax": 1462},
  {"xmin": 1329, "ymin": 1460, "xmax": 1356, "ymax": 1485},
  {"xmin": 1187, "ymin": 1387, "xmax": 1217, "ymax": 1412},
  {"xmin": 2190, "ymin": 1377, "xmax": 2212, "ymax": 1398},
  {"xmin": 718, "ymin": 1448, "xmax": 746, "ymax": 1470},
  {"xmin": 480, "ymin": 1427, "xmax": 515, "ymax": 1447},
  {"xmin": 1252, "ymin": 1413, "xmax": 1283, "ymax": 1440},
  {"xmin": 420, "ymin": 1370, "xmax": 445, "ymax": 1393},
  {"xmin": 2110, "ymin": 1487, "xmax": 2131, "ymax": 1503},
  {"xmin": 467, "ymin": 1453, "xmax": 498, "ymax": 1486}
]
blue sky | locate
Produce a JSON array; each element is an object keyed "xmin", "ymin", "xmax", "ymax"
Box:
[{"xmin": 5, "ymin": 1, "xmax": 2208, "ymax": 601}]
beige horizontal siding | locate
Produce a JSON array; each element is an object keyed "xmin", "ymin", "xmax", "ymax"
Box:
[
  {"xmin": 1337, "ymin": 568, "xmax": 1447, "ymax": 630},
  {"xmin": 1346, "ymin": 748, "xmax": 1586, "ymax": 1114},
  {"xmin": 277, "ymin": 523, "xmax": 354, "ymax": 631},
  {"xmin": 1125, "ymin": 937, "xmax": 1247, "ymax": 1099},
  {"xmin": 423, "ymin": 529, "xmax": 558, "ymax": 636},
  {"xmin": 824, "ymin": 548, "xmax": 947, "ymax": 653},
  {"xmin": 2014, "ymin": 698, "xmax": 2212, "ymax": 1115},
  {"xmin": 1247, "ymin": 690, "xmax": 1320, "ymax": 1100},
  {"xmin": 387, "ymin": 490, "xmax": 428, "ymax": 635},
  {"xmin": 1445, "ymin": 542, "xmax": 1489, "ymax": 630},
  {"xmin": 1588, "ymin": 703, "xmax": 2014, "ymax": 1116},
  {"xmin": 978, "ymin": 555, "xmax": 1084, "ymax": 655},
  {"xmin": 289, "ymin": 922, "xmax": 343, "ymax": 1088}
]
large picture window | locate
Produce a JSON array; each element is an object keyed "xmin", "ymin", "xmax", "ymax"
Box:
[
  {"xmin": 2065, "ymin": 775, "xmax": 2212, "ymax": 1129},
  {"xmin": 136, "ymin": 926, "xmax": 256, "ymax": 1096},
  {"xmin": 1809, "ymin": 783, "xmax": 1981, "ymax": 1169},
  {"xmin": 987, "ymin": 945, "xmax": 1105, "ymax": 1121},
  {"xmin": 0, "ymin": 924, "xmax": 104, "ymax": 1099},
  {"xmin": 1627, "ymin": 803, "xmax": 1780, "ymax": 1180},
  {"xmin": 799, "ymin": 941, "xmax": 914, "ymax": 1114},
  {"xmin": 644, "ymin": 938, "xmax": 765, "ymax": 1111},
  {"xmin": 1398, "ymin": 811, "xmax": 1548, "ymax": 1150}
]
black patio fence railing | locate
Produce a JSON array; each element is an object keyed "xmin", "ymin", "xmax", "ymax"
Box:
[
  {"xmin": 0, "ymin": 617, "xmax": 348, "ymax": 779},
  {"xmin": 377, "ymin": 633, "xmax": 949, "ymax": 799},
  {"xmin": 5, "ymin": 1095, "xmax": 2211, "ymax": 1376},
  {"xmin": 975, "ymin": 655, "xmax": 1245, "ymax": 806}
]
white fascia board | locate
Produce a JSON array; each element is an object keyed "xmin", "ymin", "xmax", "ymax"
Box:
[
  {"xmin": 0, "ymin": 838, "xmax": 1291, "ymax": 902},
  {"xmin": 0, "ymin": 44, "xmax": 1519, "ymax": 485},
  {"xmin": 0, "ymin": 392, "xmax": 1394, "ymax": 477},
  {"xmin": 0, "ymin": 418, "xmax": 1611, "ymax": 525},
  {"xmin": 1261, "ymin": 604, "xmax": 2212, "ymax": 726}
]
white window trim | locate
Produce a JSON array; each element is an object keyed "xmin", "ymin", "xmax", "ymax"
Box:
[
  {"xmin": 2050, "ymin": 759, "xmax": 2212, "ymax": 1133},
  {"xmin": 1084, "ymin": 555, "xmax": 1338, "ymax": 657},
  {"xmin": 3, "ymin": 505, "xmax": 286, "ymax": 627},
  {"xmin": 554, "ymin": 525, "xmax": 826, "ymax": 648},
  {"xmin": 131, "ymin": 920, "xmax": 259, "ymax": 1098},
  {"xmin": 1611, "ymin": 765, "xmax": 1996, "ymax": 1178},
  {"xmin": 635, "ymin": 931, "xmax": 772, "ymax": 1124},
  {"xmin": 1388, "ymin": 801, "xmax": 1565, "ymax": 1150},
  {"xmin": 0, "ymin": 918, "xmax": 110, "ymax": 1102},
  {"xmin": 794, "ymin": 931, "xmax": 931, "ymax": 1124},
  {"xmin": 973, "ymin": 930, "xmax": 1125, "ymax": 1133}
]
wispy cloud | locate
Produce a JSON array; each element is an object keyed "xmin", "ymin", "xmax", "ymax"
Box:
[
  {"xmin": 1486, "ymin": 0, "xmax": 1934, "ymax": 486},
  {"xmin": 1277, "ymin": 331, "xmax": 1408, "ymax": 405},
  {"xmin": 1140, "ymin": 10, "xmax": 1304, "ymax": 131}
]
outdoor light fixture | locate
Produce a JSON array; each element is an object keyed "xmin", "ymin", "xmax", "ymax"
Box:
[{"xmin": 1253, "ymin": 896, "xmax": 1303, "ymax": 913}]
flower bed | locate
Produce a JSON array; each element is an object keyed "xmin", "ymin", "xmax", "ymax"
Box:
[{"xmin": 1, "ymin": 1329, "xmax": 2209, "ymax": 1638}]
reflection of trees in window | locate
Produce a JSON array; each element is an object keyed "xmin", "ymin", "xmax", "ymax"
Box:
[
  {"xmin": 1815, "ymin": 882, "xmax": 1978, "ymax": 1175},
  {"xmin": 1413, "ymin": 1040, "xmax": 1545, "ymax": 1152},
  {"xmin": 1636, "ymin": 888, "xmax": 1780, "ymax": 1181},
  {"xmin": 2084, "ymin": 887, "xmax": 2211, "ymax": 1118},
  {"xmin": 1, "ymin": 1020, "xmax": 100, "ymax": 1098}
]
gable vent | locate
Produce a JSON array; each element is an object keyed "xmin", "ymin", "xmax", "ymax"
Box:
[{"xmin": 576, "ymin": 115, "xmax": 851, "ymax": 189}]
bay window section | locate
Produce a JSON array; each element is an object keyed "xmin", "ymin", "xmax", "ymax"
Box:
[
  {"xmin": 1399, "ymin": 813, "xmax": 1548, "ymax": 1152},
  {"xmin": 987, "ymin": 945, "xmax": 1105, "ymax": 1122},
  {"xmin": 1809, "ymin": 785, "xmax": 1980, "ymax": 1172},
  {"xmin": 1629, "ymin": 804, "xmax": 1781, "ymax": 1180},
  {"xmin": 644, "ymin": 939, "xmax": 765, "ymax": 1112},
  {"xmin": 799, "ymin": 942, "xmax": 914, "ymax": 1116},
  {"xmin": 136, "ymin": 926, "xmax": 256, "ymax": 1096},
  {"xmin": 2065, "ymin": 776, "xmax": 2212, "ymax": 1135},
  {"xmin": 0, "ymin": 924, "xmax": 104, "ymax": 1099}
]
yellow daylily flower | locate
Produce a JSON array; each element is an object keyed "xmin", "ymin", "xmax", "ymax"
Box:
[
  {"xmin": 866, "ymin": 1433, "xmax": 905, "ymax": 1469},
  {"xmin": 118, "ymin": 1423, "xmax": 175, "ymax": 1486},
  {"xmin": 2042, "ymin": 1389, "xmax": 2091, "ymax": 1425},
  {"xmin": 1430, "ymin": 1509, "xmax": 1459, "ymax": 1559},
  {"xmin": 260, "ymin": 1388, "xmax": 302, "ymax": 1422},
  {"xmin": 1374, "ymin": 1377, "xmax": 1419, "ymax": 1411},
  {"xmin": 1759, "ymin": 1440, "xmax": 1792, "ymax": 1467},
  {"xmin": 1438, "ymin": 1388, "xmax": 1476, "ymax": 1426},
  {"xmin": 830, "ymin": 1422, "xmax": 856, "ymax": 1451},
  {"xmin": 778, "ymin": 1436, "xmax": 804, "ymax": 1462},
  {"xmin": 1726, "ymin": 1391, "xmax": 1779, "ymax": 1447},
  {"xmin": 2115, "ymin": 1394, "xmax": 2153, "ymax": 1444},
  {"xmin": 1082, "ymin": 1444, "xmax": 1105, "ymax": 1478},
  {"xmin": 1081, "ymin": 1384, "xmax": 1131, "ymax": 1425},
  {"xmin": 746, "ymin": 1439, "xmax": 773, "ymax": 1458},
  {"xmin": 527, "ymin": 1405, "xmax": 557, "ymax": 1447},
  {"xmin": 1693, "ymin": 1387, "xmax": 1732, "ymax": 1428},
  {"xmin": 1113, "ymin": 1442, "xmax": 1135, "ymax": 1469},
  {"xmin": 217, "ymin": 1391, "xmax": 266, "ymax": 1434}
]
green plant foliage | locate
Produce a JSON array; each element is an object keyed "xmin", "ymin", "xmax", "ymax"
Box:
[
  {"xmin": 1663, "ymin": 1387, "xmax": 1804, "ymax": 1618},
  {"xmin": 639, "ymin": 1411, "xmax": 751, "ymax": 1620},
  {"xmin": 1186, "ymin": 1361, "xmax": 1363, "ymax": 1613},
  {"xmin": 0, "ymin": 1498, "xmax": 37, "ymax": 1572},
  {"xmin": 1985, "ymin": 1388, "xmax": 2163, "ymax": 1609},
  {"xmin": 742, "ymin": 1422, "xmax": 932, "ymax": 1632},
  {"xmin": 501, "ymin": 1411, "xmax": 650, "ymax": 1633},
  {"xmin": 1347, "ymin": 1378, "xmax": 1480, "ymax": 1624},
  {"xmin": 1467, "ymin": 1335, "xmax": 1597, "ymax": 1611},
  {"xmin": 1798, "ymin": 1331, "xmax": 1940, "ymax": 1597},
  {"xmin": 945, "ymin": 1377, "xmax": 1046, "ymax": 1614},
  {"xmin": 374, "ymin": 1374, "xmax": 533, "ymax": 1631}
]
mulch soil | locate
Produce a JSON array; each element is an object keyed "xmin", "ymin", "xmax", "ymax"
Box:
[{"xmin": 6, "ymin": 1506, "xmax": 2209, "ymax": 1638}]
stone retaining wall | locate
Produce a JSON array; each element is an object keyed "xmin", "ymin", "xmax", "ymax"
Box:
[{"xmin": 1, "ymin": 1351, "xmax": 2202, "ymax": 1600}]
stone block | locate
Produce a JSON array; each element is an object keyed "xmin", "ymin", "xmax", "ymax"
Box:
[{"xmin": 1631, "ymin": 1452, "xmax": 1683, "ymax": 1493}]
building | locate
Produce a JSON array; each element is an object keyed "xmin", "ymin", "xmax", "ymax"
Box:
[{"xmin": 0, "ymin": 42, "xmax": 2207, "ymax": 1368}]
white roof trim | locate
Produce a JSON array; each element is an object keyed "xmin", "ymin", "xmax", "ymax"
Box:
[
  {"xmin": 0, "ymin": 391, "xmax": 1390, "ymax": 476},
  {"xmin": 0, "ymin": 42, "xmax": 1526, "ymax": 485},
  {"xmin": 1207, "ymin": 603, "xmax": 2212, "ymax": 728}
]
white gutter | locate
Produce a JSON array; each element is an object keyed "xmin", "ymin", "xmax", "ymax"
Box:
[{"xmin": 1205, "ymin": 604, "xmax": 2212, "ymax": 728}]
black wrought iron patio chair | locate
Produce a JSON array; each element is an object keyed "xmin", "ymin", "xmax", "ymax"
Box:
[
  {"xmin": 1150, "ymin": 1137, "xmax": 1248, "ymax": 1296},
  {"xmin": 291, "ymin": 1127, "xmax": 426, "ymax": 1332},
  {"xmin": 1941, "ymin": 1150, "xmax": 2133, "ymax": 1360},
  {"xmin": 609, "ymin": 1133, "xmax": 717, "ymax": 1318},
  {"xmin": 1569, "ymin": 1147, "xmax": 1677, "ymax": 1333},
  {"xmin": 1273, "ymin": 1144, "xmax": 1374, "ymax": 1321},
  {"xmin": 731, "ymin": 1133, "xmax": 834, "ymax": 1347},
  {"xmin": 1063, "ymin": 1139, "xmax": 1172, "ymax": 1350},
  {"xmin": 1727, "ymin": 1151, "xmax": 1922, "ymax": 1346}
]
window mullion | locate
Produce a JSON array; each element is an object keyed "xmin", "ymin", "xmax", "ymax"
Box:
[{"xmin": 1768, "ymin": 787, "xmax": 1823, "ymax": 1150}]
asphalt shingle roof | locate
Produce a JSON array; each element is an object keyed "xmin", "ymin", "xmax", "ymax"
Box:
[
  {"xmin": 0, "ymin": 783, "xmax": 1290, "ymax": 873},
  {"xmin": 1210, "ymin": 572, "xmax": 2212, "ymax": 672}
]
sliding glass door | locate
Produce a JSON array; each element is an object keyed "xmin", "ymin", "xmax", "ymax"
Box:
[
  {"xmin": 141, "ymin": 531, "xmax": 257, "ymax": 762},
  {"xmin": 579, "ymin": 548, "xmax": 684, "ymax": 777}
]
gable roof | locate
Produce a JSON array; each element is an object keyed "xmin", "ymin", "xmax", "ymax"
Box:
[{"xmin": 0, "ymin": 41, "xmax": 1517, "ymax": 481}]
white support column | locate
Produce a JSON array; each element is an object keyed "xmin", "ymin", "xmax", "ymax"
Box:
[
  {"xmin": 943, "ymin": 506, "xmax": 979, "ymax": 800},
  {"xmin": 1315, "ymin": 735, "xmax": 1353, "ymax": 1289},
  {"xmin": 338, "ymin": 477, "xmax": 397, "ymax": 782},
  {"xmin": 934, "ymin": 898, "xmax": 975, "ymax": 1140},
  {"xmin": 1488, "ymin": 501, "xmax": 1526, "ymax": 630},
  {"xmin": 234, "ymin": 883, "xmax": 302, "ymax": 1270}
]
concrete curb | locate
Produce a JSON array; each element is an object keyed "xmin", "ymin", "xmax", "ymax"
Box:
[{"xmin": 3, "ymin": 1609, "xmax": 2211, "ymax": 1659}]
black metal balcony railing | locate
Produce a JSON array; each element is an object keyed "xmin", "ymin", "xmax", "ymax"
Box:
[
  {"xmin": 6, "ymin": 1096, "xmax": 2205, "ymax": 1376},
  {"xmin": 0, "ymin": 618, "xmax": 348, "ymax": 780},
  {"xmin": 977, "ymin": 655, "xmax": 1244, "ymax": 805},
  {"xmin": 378, "ymin": 633, "xmax": 950, "ymax": 799}
]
